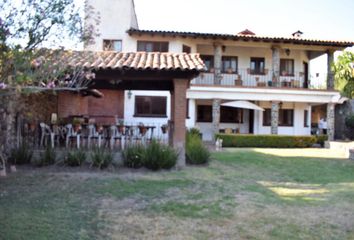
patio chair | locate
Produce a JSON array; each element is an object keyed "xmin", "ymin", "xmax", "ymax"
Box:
[
  {"xmin": 40, "ymin": 123, "xmax": 51, "ymax": 147},
  {"xmin": 87, "ymin": 124, "xmax": 102, "ymax": 148},
  {"xmin": 109, "ymin": 125, "xmax": 123, "ymax": 149},
  {"xmin": 65, "ymin": 124, "xmax": 80, "ymax": 149}
]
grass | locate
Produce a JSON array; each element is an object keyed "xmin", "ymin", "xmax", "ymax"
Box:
[{"xmin": 1, "ymin": 148, "xmax": 354, "ymax": 239}]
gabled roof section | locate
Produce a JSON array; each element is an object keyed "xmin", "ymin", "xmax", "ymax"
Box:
[
  {"xmin": 59, "ymin": 51, "xmax": 206, "ymax": 71},
  {"xmin": 127, "ymin": 28, "xmax": 354, "ymax": 48}
]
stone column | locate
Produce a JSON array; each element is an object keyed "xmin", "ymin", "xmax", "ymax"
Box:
[
  {"xmin": 213, "ymin": 43, "xmax": 223, "ymax": 85},
  {"xmin": 212, "ymin": 43, "xmax": 223, "ymax": 140},
  {"xmin": 327, "ymin": 49, "xmax": 335, "ymax": 90},
  {"xmin": 327, "ymin": 103, "xmax": 335, "ymax": 141},
  {"xmin": 172, "ymin": 79, "xmax": 189, "ymax": 168},
  {"xmin": 271, "ymin": 101, "xmax": 279, "ymax": 134},
  {"xmin": 212, "ymin": 99, "xmax": 221, "ymax": 140},
  {"xmin": 271, "ymin": 46, "xmax": 280, "ymax": 84}
]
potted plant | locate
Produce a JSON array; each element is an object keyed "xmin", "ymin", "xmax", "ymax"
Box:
[
  {"xmin": 138, "ymin": 123, "xmax": 147, "ymax": 136},
  {"xmin": 118, "ymin": 119, "xmax": 125, "ymax": 134},
  {"xmin": 161, "ymin": 124, "xmax": 168, "ymax": 134},
  {"xmin": 72, "ymin": 118, "xmax": 82, "ymax": 133},
  {"xmin": 227, "ymin": 68, "xmax": 233, "ymax": 74},
  {"xmin": 26, "ymin": 112, "xmax": 36, "ymax": 131}
]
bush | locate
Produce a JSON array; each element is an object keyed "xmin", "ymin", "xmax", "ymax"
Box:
[
  {"xmin": 90, "ymin": 147, "xmax": 113, "ymax": 169},
  {"xmin": 122, "ymin": 144, "xmax": 145, "ymax": 168},
  {"xmin": 215, "ymin": 134, "xmax": 316, "ymax": 148},
  {"xmin": 142, "ymin": 140, "xmax": 177, "ymax": 171},
  {"xmin": 34, "ymin": 147, "xmax": 56, "ymax": 167},
  {"xmin": 186, "ymin": 132, "xmax": 210, "ymax": 165},
  {"xmin": 345, "ymin": 115, "xmax": 354, "ymax": 129},
  {"xmin": 65, "ymin": 150, "xmax": 86, "ymax": 167},
  {"xmin": 9, "ymin": 143, "xmax": 33, "ymax": 165},
  {"xmin": 316, "ymin": 135, "xmax": 328, "ymax": 147}
]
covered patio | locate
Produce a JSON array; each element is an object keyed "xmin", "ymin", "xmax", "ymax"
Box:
[{"xmin": 21, "ymin": 51, "xmax": 205, "ymax": 167}]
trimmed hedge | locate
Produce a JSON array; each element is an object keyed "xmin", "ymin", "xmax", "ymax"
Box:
[{"xmin": 215, "ymin": 134, "xmax": 316, "ymax": 148}]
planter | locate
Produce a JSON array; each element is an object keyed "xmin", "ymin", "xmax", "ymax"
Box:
[
  {"xmin": 161, "ymin": 125, "xmax": 168, "ymax": 134},
  {"xmin": 10, "ymin": 165, "xmax": 17, "ymax": 172},
  {"xmin": 139, "ymin": 126, "xmax": 147, "ymax": 136},
  {"xmin": 118, "ymin": 125, "xmax": 125, "ymax": 134}
]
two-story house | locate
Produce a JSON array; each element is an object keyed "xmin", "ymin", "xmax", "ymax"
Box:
[{"xmin": 74, "ymin": 0, "xmax": 352, "ymax": 141}]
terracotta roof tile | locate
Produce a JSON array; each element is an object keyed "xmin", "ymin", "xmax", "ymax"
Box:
[
  {"xmin": 52, "ymin": 51, "xmax": 206, "ymax": 71},
  {"xmin": 127, "ymin": 28, "xmax": 354, "ymax": 48}
]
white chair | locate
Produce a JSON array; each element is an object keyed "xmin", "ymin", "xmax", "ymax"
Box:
[
  {"xmin": 88, "ymin": 124, "xmax": 102, "ymax": 147},
  {"xmin": 65, "ymin": 124, "xmax": 80, "ymax": 149},
  {"xmin": 40, "ymin": 123, "xmax": 51, "ymax": 147},
  {"xmin": 109, "ymin": 125, "xmax": 123, "ymax": 149}
]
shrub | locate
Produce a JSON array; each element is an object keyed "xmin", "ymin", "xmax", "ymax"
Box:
[
  {"xmin": 122, "ymin": 144, "xmax": 145, "ymax": 168},
  {"xmin": 188, "ymin": 128, "xmax": 202, "ymax": 139},
  {"xmin": 345, "ymin": 115, "xmax": 354, "ymax": 129},
  {"xmin": 34, "ymin": 147, "xmax": 56, "ymax": 167},
  {"xmin": 186, "ymin": 132, "xmax": 210, "ymax": 165},
  {"xmin": 65, "ymin": 150, "xmax": 86, "ymax": 167},
  {"xmin": 8, "ymin": 143, "xmax": 33, "ymax": 165},
  {"xmin": 215, "ymin": 134, "xmax": 316, "ymax": 148},
  {"xmin": 142, "ymin": 140, "xmax": 177, "ymax": 171},
  {"xmin": 90, "ymin": 147, "xmax": 113, "ymax": 169},
  {"xmin": 316, "ymin": 135, "xmax": 328, "ymax": 147}
]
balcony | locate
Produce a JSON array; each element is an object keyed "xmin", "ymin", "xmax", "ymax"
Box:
[{"xmin": 191, "ymin": 69, "xmax": 327, "ymax": 90}]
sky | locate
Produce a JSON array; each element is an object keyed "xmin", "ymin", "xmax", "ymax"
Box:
[{"xmin": 133, "ymin": 0, "xmax": 354, "ymax": 41}]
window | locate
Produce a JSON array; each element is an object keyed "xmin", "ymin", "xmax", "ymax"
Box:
[
  {"xmin": 134, "ymin": 96, "xmax": 167, "ymax": 117},
  {"xmin": 196, "ymin": 105, "xmax": 243, "ymax": 123},
  {"xmin": 103, "ymin": 39, "xmax": 122, "ymax": 51},
  {"xmin": 250, "ymin": 57, "xmax": 265, "ymax": 74},
  {"xmin": 222, "ymin": 56, "xmax": 238, "ymax": 74},
  {"xmin": 220, "ymin": 106, "xmax": 243, "ymax": 123},
  {"xmin": 200, "ymin": 55, "xmax": 214, "ymax": 72},
  {"xmin": 304, "ymin": 110, "xmax": 309, "ymax": 127},
  {"xmin": 263, "ymin": 109, "xmax": 294, "ymax": 126},
  {"xmin": 280, "ymin": 59, "xmax": 294, "ymax": 76},
  {"xmin": 137, "ymin": 41, "xmax": 169, "ymax": 52},
  {"xmin": 197, "ymin": 105, "xmax": 212, "ymax": 122},
  {"xmin": 182, "ymin": 45, "xmax": 191, "ymax": 53}
]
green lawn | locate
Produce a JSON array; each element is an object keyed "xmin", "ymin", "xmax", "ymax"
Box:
[{"xmin": 1, "ymin": 148, "xmax": 354, "ymax": 240}]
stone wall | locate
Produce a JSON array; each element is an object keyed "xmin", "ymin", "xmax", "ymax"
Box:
[{"xmin": 335, "ymin": 99, "xmax": 354, "ymax": 140}]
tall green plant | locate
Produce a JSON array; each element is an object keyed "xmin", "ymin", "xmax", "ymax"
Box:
[
  {"xmin": 333, "ymin": 51, "xmax": 354, "ymax": 98},
  {"xmin": 186, "ymin": 131, "xmax": 210, "ymax": 165}
]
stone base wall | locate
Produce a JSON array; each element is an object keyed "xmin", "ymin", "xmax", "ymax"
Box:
[{"xmin": 335, "ymin": 100, "xmax": 354, "ymax": 140}]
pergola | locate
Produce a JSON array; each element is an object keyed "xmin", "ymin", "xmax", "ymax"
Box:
[{"xmin": 65, "ymin": 51, "xmax": 205, "ymax": 167}]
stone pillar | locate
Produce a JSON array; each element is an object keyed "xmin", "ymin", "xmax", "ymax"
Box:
[
  {"xmin": 212, "ymin": 99, "xmax": 221, "ymax": 140},
  {"xmin": 271, "ymin": 101, "xmax": 279, "ymax": 134},
  {"xmin": 271, "ymin": 46, "xmax": 280, "ymax": 84},
  {"xmin": 172, "ymin": 79, "xmax": 189, "ymax": 168},
  {"xmin": 213, "ymin": 43, "xmax": 223, "ymax": 85},
  {"xmin": 327, "ymin": 49, "xmax": 335, "ymax": 90},
  {"xmin": 327, "ymin": 103, "xmax": 335, "ymax": 141},
  {"xmin": 212, "ymin": 43, "xmax": 223, "ymax": 140}
]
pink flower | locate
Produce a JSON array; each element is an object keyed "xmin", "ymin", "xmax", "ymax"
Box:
[{"xmin": 0, "ymin": 82, "xmax": 7, "ymax": 89}]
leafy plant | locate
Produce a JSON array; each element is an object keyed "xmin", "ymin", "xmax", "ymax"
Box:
[
  {"xmin": 188, "ymin": 128, "xmax": 201, "ymax": 137},
  {"xmin": 122, "ymin": 144, "xmax": 145, "ymax": 168},
  {"xmin": 34, "ymin": 147, "xmax": 56, "ymax": 167},
  {"xmin": 333, "ymin": 51, "xmax": 354, "ymax": 98},
  {"xmin": 90, "ymin": 147, "xmax": 113, "ymax": 169},
  {"xmin": 9, "ymin": 143, "xmax": 33, "ymax": 165},
  {"xmin": 65, "ymin": 150, "xmax": 86, "ymax": 167},
  {"xmin": 142, "ymin": 140, "xmax": 178, "ymax": 171},
  {"xmin": 316, "ymin": 135, "xmax": 328, "ymax": 147},
  {"xmin": 186, "ymin": 132, "xmax": 210, "ymax": 165}
]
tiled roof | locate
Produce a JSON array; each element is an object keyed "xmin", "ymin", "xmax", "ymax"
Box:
[
  {"xmin": 61, "ymin": 51, "xmax": 206, "ymax": 71},
  {"xmin": 127, "ymin": 28, "xmax": 354, "ymax": 48}
]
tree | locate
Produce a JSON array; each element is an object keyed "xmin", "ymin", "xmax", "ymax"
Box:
[
  {"xmin": 333, "ymin": 51, "xmax": 354, "ymax": 99},
  {"xmin": 0, "ymin": 0, "xmax": 99, "ymax": 173}
]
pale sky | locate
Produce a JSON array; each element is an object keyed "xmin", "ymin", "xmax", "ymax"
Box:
[{"xmin": 134, "ymin": 0, "xmax": 354, "ymax": 41}]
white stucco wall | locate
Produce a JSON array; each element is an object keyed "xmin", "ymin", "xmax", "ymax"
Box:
[
  {"xmin": 256, "ymin": 101, "xmax": 311, "ymax": 135},
  {"xmin": 123, "ymin": 90, "xmax": 171, "ymax": 138},
  {"xmin": 85, "ymin": 0, "xmax": 138, "ymax": 51}
]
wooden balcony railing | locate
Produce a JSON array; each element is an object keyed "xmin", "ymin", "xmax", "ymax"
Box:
[{"xmin": 191, "ymin": 69, "xmax": 327, "ymax": 90}]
